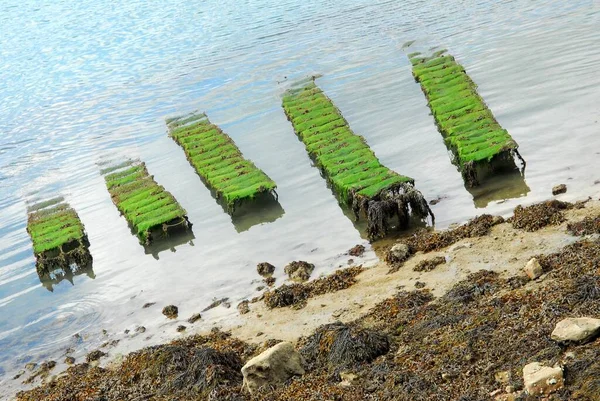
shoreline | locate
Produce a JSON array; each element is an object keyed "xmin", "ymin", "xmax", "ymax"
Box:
[{"xmin": 11, "ymin": 194, "xmax": 600, "ymax": 400}]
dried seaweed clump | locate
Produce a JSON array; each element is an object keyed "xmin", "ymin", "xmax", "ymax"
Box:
[
  {"xmin": 410, "ymin": 51, "xmax": 524, "ymax": 187},
  {"xmin": 300, "ymin": 322, "xmax": 389, "ymax": 369},
  {"xmin": 510, "ymin": 200, "xmax": 573, "ymax": 232},
  {"xmin": 263, "ymin": 266, "xmax": 364, "ymax": 309},
  {"xmin": 103, "ymin": 161, "xmax": 191, "ymax": 244},
  {"xmin": 567, "ymin": 215, "xmax": 600, "ymax": 236},
  {"xmin": 16, "ymin": 330, "xmax": 253, "ymax": 401},
  {"xmin": 399, "ymin": 214, "xmax": 503, "ymax": 254},
  {"xmin": 26, "ymin": 198, "xmax": 92, "ymax": 275},
  {"xmin": 167, "ymin": 112, "xmax": 277, "ymax": 213},
  {"xmin": 282, "ymin": 81, "xmax": 433, "ymax": 241},
  {"xmin": 413, "ymin": 256, "xmax": 446, "ymax": 272}
]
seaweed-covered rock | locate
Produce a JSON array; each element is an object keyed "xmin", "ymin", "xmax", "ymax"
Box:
[
  {"xmin": 551, "ymin": 317, "xmax": 600, "ymax": 344},
  {"xmin": 284, "ymin": 261, "xmax": 315, "ymax": 282},
  {"xmin": 162, "ymin": 305, "xmax": 179, "ymax": 319},
  {"xmin": 86, "ymin": 350, "xmax": 106, "ymax": 363},
  {"xmin": 567, "ymin": 216, "xmax": 600, "ymax": 236},
  {"xmin": 187, "ymin": 313, "xmax": 202, "ymax": 324},
  {"xmin": 300, "ymin": 322, "xmax": 389, "ymax": 369},
  {"xmin": 413, "ymin": 256, "xmax": 446, "ymax": 272},
  {"xmin": 552, "ymin": 184, "xmax": 567, "ymax": 195},
  {"xmin": 264, "ymin": 266, "xmax": 364, "ymax": 310},
  {"xmin": 348, "ymin": 245, "xmax": 365, "ymax": 257},
  {"xmin": 237, "ymin": 300, "xmax": 250, "ymax": 315},
  {"xmin": 511, "ymin": 200, "xmax": 572, "ymax": 232},
  {"xmin": 257, "ymin": 262, "xmax": 276, "ymax": 277},
  {"xmin": 241, "ymin": 342, "xmax": 305, "ymax": 394}
]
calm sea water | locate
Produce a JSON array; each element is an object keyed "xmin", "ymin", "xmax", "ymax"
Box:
[{"xmin": 1, "ymin": 0, "xmax": 599, "ymax": 397}]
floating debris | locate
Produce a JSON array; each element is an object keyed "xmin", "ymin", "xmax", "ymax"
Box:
[
  {"xmin": 166, "ymin": 112, "xmax": 277, "ymax": 214},
  {"xmin": 282, "ymin": 81, "xmax": 433, "ymax": 240},
  {"xmin": 26, "ymin": 199, "xmax": 93, "ymax": 280},
  {"xmin": 103, "ymin": 160, "xmax": 191, "ymax": 245},
  {"xmin": 410, "ymin": 51, "xmax": 525, "ymax": 187}
]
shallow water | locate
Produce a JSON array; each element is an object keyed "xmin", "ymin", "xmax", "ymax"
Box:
[{"xmin": 1, "ymin": 0, "xmax": 599, "ymax": 396}]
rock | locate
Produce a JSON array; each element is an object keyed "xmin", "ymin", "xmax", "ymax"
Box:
[
  {"xmin": 142, "ymin": 302, "xmax": 155, "ymax": 308},
  {"xmin": 64, "ymin": 356, "xmax": 75, "ymax": 365},
  {"xmin": 176, "ymin": 325, "xmax": 186, "ymax": 332},
  {"xmin": 389, "ymin": 243, "xmax": 410, "ymax": 263},
  {"xmin": 348, "ymin": 244, "xmax": 365, "ymax": 257},
  {"xmin": 135, "ymin": 326, "xmax": 146, "ymax": 334},
  {"xmin": 339, "ymin": 371, "xmax": 358, "ymax": 387},
  {"xmin": 524, "ymin": 258, "xmax": 543, "ymax": 280},
  {"xmin": 86, "ymin": 350, "xmax": 107, "ymax": 363},
  {"xmin": 203, "ymin": 297, "xmax": 230, "ymax": 311},
  {"xmin": 237, "ymin": 300, "xmax": 250, "ymax": 315},
  {"xmin": 257, "ymin": 262, "xmax": 276, "ymax": 277},
  {"xmin": 24, "ymin": 362, "xmax": 37, "ymax": 371},
  {"xmin": 264, "ymin": 277, "xmax": 276, "ymax": 287},
  {"xmin": 187, "ymin": 313, "xmax": 202, "ymax": 324},
  {"xmin": 284, "ymin": 261, "xmax": 315, "ymax": 282},
  {"xmin": 552, "ymin": 184, "xmax": 567, "ymax": 195},
  {"xmin": 241, "ymin": 341, "xmax": 305, "ymax": 394},
  {"xmin": 494, "ymin": 370, "xmax": 511, "ymax": 385},
  {"xmin": 523, "ymin": 362, "xmax": 563, "ymax": 395},
  {"xmin": 162, "ymin": 305, "xmax": 178, "ymax": 319},
  {"xmin": 551, "ymin": 317, "xmax": 600, "ymax": 343}
]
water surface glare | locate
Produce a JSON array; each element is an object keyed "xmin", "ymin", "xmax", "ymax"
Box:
[{"xmin": 1, "ymin": 0, "xmax": 600, "ymax": 396}]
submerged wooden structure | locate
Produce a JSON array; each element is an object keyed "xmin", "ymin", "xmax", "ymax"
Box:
[
  {"xmin": 26, "ymin": 197, "xmax": 92, "ymax": 276},
  {"xmin": 282, "ymin": 81, "xmax": 433, "ymax": 240},
  {"xmin": 166, "ymin": 112, "xmax": 277, "ymax": 214},
  {"xmin": 102, "ymin": 161, "xmax": 191, "ymax": 245},
  {"xmin": 409, "ymin": 50, "xmax": 525, "ymax": 187}
]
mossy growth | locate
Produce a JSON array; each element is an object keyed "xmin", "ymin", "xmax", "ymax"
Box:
[
  {"xmin": 409, "ymin": 51, "xmax": 524, "ymax": 187},
  {"xmin": 26, "ymin": 200, "xmax": 91, "ymax": 275},
  {"xmin": 282, "ymin": 80, "xmax": 433, "ymax": 240},
  {"xmin": 166, "ymin": 112, "xmax": 277, "ymax": 214},
  {"xmin": 103, "ymin": 161, "xmax": 190, "ymax": 244}
]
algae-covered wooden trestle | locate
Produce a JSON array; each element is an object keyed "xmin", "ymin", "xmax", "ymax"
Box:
[
  {"xmin": 282, "ymin": 81, "xmax": 433, "ymax": 240},
  {"xmin": 409, "ymin": 50, "xmax": 525, "ymax": 187},
  {"xmin": 102, "ymin": 161, "xmax": 191, "ymax": 245},
  {"xmin": 26, "ymin": 198, "xmax": 92, "ymax": 276},
  {"xmin": 166, "ymin": 113, "xmax": 277, "ymax": 214}
]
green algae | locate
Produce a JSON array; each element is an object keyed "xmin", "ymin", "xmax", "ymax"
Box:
[
  {"xmin": 410, "ymin": 51, "xmax": 524, "ymax": 186},
  {"xmin": 103, "ymin": 161, "xmax": 190, "ymax": 244},
  {"xmin": 282, "ymin": 81, "xmax": 433, "ymax": 240},
  {"xmin": 166, "ymin": 113, "xmax": 277, "ymax": 214},
  {"xmin": 27, "ymin": 201, "xmax": 91, "ymax": 275}
]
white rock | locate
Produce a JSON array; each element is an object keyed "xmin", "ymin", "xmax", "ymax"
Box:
[
  {"xmin": 241, "ymin": 342, "xmax": 305, "ymax": 394},
  {"xmin": 551, "ymin": 317, "xmax": 600, "ymax": 343},
  {"xmin": 523, "ymin": 362, "xmax": 563, "ymax": 395},
  {"xmin": 524, "ymin": 258, "xmax": 543, "ymax": 280}
]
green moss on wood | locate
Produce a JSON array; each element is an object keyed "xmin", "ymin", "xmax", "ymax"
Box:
[
  {"xmin": 27, "ymin": 201, "xmax": 92, "ymax": 275},
  {"xmin": 282, "ymin": 81, "xmax": 433, "ymax": 240},
  {"xmin": 104, "ymin": 162, "xmax": 189, "ymax": 244},
  {"xmin": 166, "ymin": 113, "xmax": 276, "ymax": 212},
  {"xmin": 27, "ymin": 203, "xmax": 86, "ymax": 254},
  {"xmin": 410, "ymin": 51, "xmax": 521, "ymax": 186}
]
